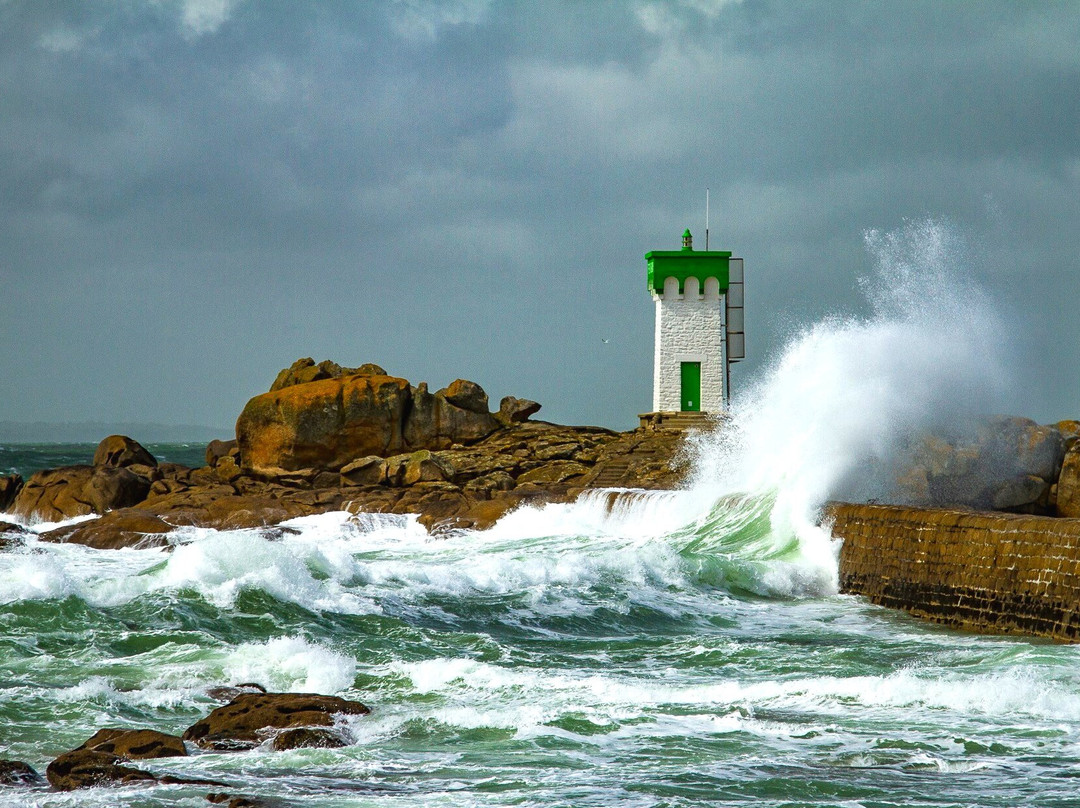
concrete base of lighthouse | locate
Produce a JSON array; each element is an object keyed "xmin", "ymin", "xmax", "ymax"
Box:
[{"xmin": 638, "ymin": 411, "xmax": 724, "ymax": 432}]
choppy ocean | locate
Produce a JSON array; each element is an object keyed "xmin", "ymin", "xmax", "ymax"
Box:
[{"xmin": 2, "ymin": 221, "xmax": 1077, "ymax": 806}]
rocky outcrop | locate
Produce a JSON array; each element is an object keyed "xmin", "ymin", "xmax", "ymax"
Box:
[
  {"xmin": 403, "ymin": 381, "xmax": 500, "ymax": 449},
  {"xmin": 237, "ymin": 368, "xmax": 515, "ymax": 478},
  {"xmin": 46, "ymin": 750, "xmax": 161, "ymax": 791},
  {"xmin": 93, "ymin": 435, "xmax": 157, "ymax": 469},
  {"xmin": 37, "ymin": 686, "xmax": 365, "ymax": 792},
  {"xmin": 40, "ymin": 509, "xmax": 174, "ymax": 549},
  {"xmin": 269, "ymin": 357, "xmax": 387, "ymax": 392},
  {"xmin": 891, "ymin": 416, "xmax": 1068, "ymax": 513},
  {"xmin": 236, "ymin": 374, "xmax": 413, "ymax": 476},
  {"xmin": 11, "ymin": 465, "xmax": 151, "ymax": 523},
  {"xmin": 182, "ymin": 692, "xmax": 369, "ymax": 751},
  {"xmin": 206, "ymin": 438, "xmax": 240, "ymax": 468},
  {"xmin": 497, "ymin": 395, "xmax": 542, "ymax": 424}
]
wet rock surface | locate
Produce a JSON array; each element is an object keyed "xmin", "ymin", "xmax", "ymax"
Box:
[
  {"xmin": 270, "ymin": 727, "xmax": 347, "ymax": 751},
  {"xmin": 182, "ymin": 692, "xmax": 370, "ymax": 751},
  {"xmin": 0, "ymin": 759, "xmax": 42, "ymax": 786},
  {"xmin": 46, "ymin": 749, "xmax": 162, "ymax": 790},
  {"xmin": 74, "ymin": 728, "xmax": 187, "ymax": 759}
]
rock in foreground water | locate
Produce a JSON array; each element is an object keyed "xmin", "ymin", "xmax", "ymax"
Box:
[{"xmin": 182, "ymin": 692, "xmax": 370, "ymax": 751}]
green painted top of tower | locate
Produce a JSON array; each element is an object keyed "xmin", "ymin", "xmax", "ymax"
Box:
[{"xmin": 646, "ymin": 230, "xmax": 732, "ymax": 295}]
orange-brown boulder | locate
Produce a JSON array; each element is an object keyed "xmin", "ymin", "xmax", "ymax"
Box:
[
  {"xmin": 11, "ymin": 466, "xmax": 151, "ymax": 522},
  {"xmin": 236, "ymin": 374, "xmax": 412, "ymax": 475}
]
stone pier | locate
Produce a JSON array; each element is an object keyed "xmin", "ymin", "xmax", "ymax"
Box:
[{"xmin": 827, "ymin": 502, "xmax": 1080, "ymax": 641}]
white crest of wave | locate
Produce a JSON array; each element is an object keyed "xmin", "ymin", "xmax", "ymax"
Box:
[{"xmin": 223, "ymin": 636, "xmax": 357, "ymax": 694}]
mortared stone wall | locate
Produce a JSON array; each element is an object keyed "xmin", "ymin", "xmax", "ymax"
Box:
[{"xmin": 826, "ymin": 502, "xmax": 1080, "ymax": 641}]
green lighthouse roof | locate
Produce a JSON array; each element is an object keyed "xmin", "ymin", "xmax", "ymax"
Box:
[{"xmin": 646, "ymin": 231, "xmax": 731, "ymax": 295}]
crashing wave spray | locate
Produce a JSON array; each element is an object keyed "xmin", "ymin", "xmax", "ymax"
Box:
[
  {"xmin": 487, "ymin": 220, "xmax": 1013, "ymax": 599},
  {"xmin": 687, "ymin": 218, "xmax": 1012, "ymax": 544}
]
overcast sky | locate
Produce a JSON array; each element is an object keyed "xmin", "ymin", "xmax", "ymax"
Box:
[{"xmin": 2, "ymin": 0, "xmax": 1078, "ymax": 434}]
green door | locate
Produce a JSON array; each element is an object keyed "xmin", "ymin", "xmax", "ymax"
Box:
[{"xmin": 680, "ymin": 362, "xmax": 701, "ymax": 411}]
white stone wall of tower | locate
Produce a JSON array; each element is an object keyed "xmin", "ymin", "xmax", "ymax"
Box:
[{"xmin": 651, "ymin": 275, "xmax": 726, "ymax": 412}]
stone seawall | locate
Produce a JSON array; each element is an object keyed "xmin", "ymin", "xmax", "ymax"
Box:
[{"xmin": 826, "ymin": 502, "xmax": 1080, "ymax": 641}]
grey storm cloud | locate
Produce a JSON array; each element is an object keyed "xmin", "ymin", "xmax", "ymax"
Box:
[{"xmin": 1, "ymin": 0, "xmax": 1078, "ymax": 433}]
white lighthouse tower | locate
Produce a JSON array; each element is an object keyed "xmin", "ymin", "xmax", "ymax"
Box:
[{"xmin": 640, "ymin": 229, "xmax": 743, "ymax": 428}]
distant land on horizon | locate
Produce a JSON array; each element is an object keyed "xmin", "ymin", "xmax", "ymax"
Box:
[{"xmin": 0, "ymin": 421, "xmax": 230, "ymax": 444}]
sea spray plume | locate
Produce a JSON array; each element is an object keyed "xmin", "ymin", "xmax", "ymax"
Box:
[{"xmin": 689, "ymin": 218, "xmax": 1011, "ymax": 520}]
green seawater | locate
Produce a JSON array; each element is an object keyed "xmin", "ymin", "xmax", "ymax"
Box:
[
  {"xmin": 1, "ymin": 443, "xmax": 209, "ymax": 478},
  {"xmin": 2, "ymin": 487, "xmax": 1080, "ymax": 807}
]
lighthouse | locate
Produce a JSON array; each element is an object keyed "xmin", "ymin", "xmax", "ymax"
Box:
[{"xmin": 641, "ymin": 229, "xmax": 743, "ymax": 426}]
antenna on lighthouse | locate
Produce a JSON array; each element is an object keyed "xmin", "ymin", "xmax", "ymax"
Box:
[{"xmin": 705, "ymin": 188, "xmax": 710, "ymax": 251}]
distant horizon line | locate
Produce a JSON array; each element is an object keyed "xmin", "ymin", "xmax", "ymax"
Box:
[{"xmin": 0, "ymin": 420, "xmax": 231, "ymax": 443}]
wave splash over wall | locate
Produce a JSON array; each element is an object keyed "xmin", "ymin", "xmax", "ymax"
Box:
[{"xmin": 533, "ymin": 219, "xmax": 1014, "ymax": 597}]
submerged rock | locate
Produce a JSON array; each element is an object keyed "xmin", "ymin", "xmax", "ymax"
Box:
[
  {"xmin": 182, "ymin": 692, "xmax": 370, "ymax": 751},
  {"xmin": 205, "ymin": 682, "xmax": 268, "ymax": 702},
  {"xmin": 0, "ymin": 759, "xmax": 42, "ymax": 786},
  {"xmin": 270, "ymin": 727, "xmax": 347, "ymax": 751}
]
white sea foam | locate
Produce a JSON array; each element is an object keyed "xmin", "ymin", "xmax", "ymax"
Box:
[{"xmin": 223, "ymin": 636, "xmax": 358, "ymax": 694}]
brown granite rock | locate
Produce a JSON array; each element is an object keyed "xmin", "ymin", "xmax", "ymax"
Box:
[
  {"xmin": 93, "ymin": 435, "xmax": 157, "ymax": 469},
  {"xmin": 206, "ymin": 682, "xmax": 268, "ymax": 702},
  {"xmin": 0, "ymin": 474, "xmax": 22, "ymax": 512},
  {"xmin": 1057, "ymin": 442, "xmax": 1080, "ymax": 518},
  {"xmin": 183, "ymin": 692, "xmax": 370, "ymax": 751},
  {"xmin": 46, "ymin": 749, "xmax": 159, "ymax": 791},
  {"xmin": 39, "ymin": 509, "xmax": 174, "ymax": 550},
  {"xmin": 74, "ymin": 728, "xmax": 187, "ymax": 759},
  {"xmin": 207, "ymin": 793, "xmax": 271, "ymax": 807},
  {"xmin": 270, "ymin": 727, "xmax": 346, "ymax": 751},
  {"xmin": 237, "ymin": 374, "xmax": 412, "ymax": 475},
  {"xmin": 270, "ymin": 358, "xmax": 388, "ymax": 392},
  {"xmin": 340, "ymin": 456, "xmax": 387, "ymax": 486},
  {"xmin": 0, "ymin": 759, "xmax": 41, "ymax": 786},
  {"xmin": 516, "ymin": 461, "xmax": 589, "ymax": 485},
  {"xmin": 442, "ymin": 379, "xmax": 489, "ymax": 413},
  {"xmin": 11, "ymin": 465, "xmax": 151, "ymax": 522},
  {"xmin": 403, "ymin": 382, "xmax": 500, "ymax": 449},
  {"xmin": 497, "ymin": 396, "xmax": 542, "ymax": 424},
  {"xmin": 206, "ymin": 439, "xmax": 240, "ymax": 468}
]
